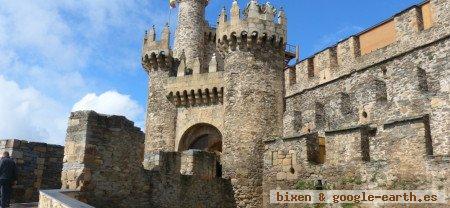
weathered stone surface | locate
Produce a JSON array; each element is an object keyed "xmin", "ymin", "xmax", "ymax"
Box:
[
  {"xmin": 0, "ymin": 139, "xmax": 64, "ymax": 203},
  {"xmin": 268, "ymin": 0, "xmax": 449, "ymax": 207},
  {"xmin": 61, "ymin": 111, "xmax": 235, "ymax": 208},
  {"xmin": 36, "ymin": 0, "xmax": 450, "ymax": 207},
  {"xmin": 38, "ymin": 190, "xmax": 93, "ymax": 208}
]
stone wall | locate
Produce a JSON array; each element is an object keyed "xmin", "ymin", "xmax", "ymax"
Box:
[
  {"xmin": 142, "ymin": 58, "xmax": 177, "ymax": 169},
  {"xmin": 0, "ymin": 139, "xmax": 64, "ymax": 203},
  {"xmin": 270, "ymin": 0, "xmax": 449, "ymax": 207},
  {"xmin": 148, "ymin": 150, "xmax": 236, "ymax": 208},
  {"xmin": 61, "ymin": 111, "xmax": 235, "ymax": 208},
  {"xmin": 61, "ymin": 111, "xmax": 149, "ymax": 207}
]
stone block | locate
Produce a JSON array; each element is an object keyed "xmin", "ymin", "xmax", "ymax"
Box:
[
  {"xmin": 37, "ymin": 158, "xmax": 45, "ymax": 165},
  {"xmin": 276, "ymin": 172, "xmax": 286, "ymax": 181},
  {"xmin": 282, "ymin": 158, "xmax": 291, "ymax": 166}
]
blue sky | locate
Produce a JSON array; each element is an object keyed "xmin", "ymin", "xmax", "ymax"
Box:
[{"xmin": 0, "ymin": 0, "xmax": 423, "ymax": 145}]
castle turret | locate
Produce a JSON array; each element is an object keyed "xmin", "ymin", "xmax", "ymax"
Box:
[
  {"xmin": 173, "ymin": 0, "xmax": 209, "ymax": 75},
  {"xmin": 141, "ymin": 37, "xmax": 177, "ymax": 169},
  {"xmin": 142, "ymin": 24, "xmax": 171, "ymax": 56},
  {"xmin": 217, "ymin": 0, "xmax": 287, "ymax": 207}
]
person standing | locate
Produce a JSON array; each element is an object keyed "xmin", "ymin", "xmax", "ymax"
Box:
[{"xmin": 0, "ymin": 152, "xmax": 17, "ymax": 208}]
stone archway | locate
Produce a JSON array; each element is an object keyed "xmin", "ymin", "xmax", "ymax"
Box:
[{"xmin": 178, "ymin": 123, "xmax": 222, "ymax": 153}]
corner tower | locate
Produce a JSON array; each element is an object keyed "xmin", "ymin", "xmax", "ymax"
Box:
[
  {"xmin": 173, "ymin": 0, "xmax": 209, "ymax": 75},
  {"xmin": 141, "ymin": 24, "xmax": 177, "ymax": 169},
  {"xmin": 217, "ymin": 0, "xmax": 287, "ymax": 207}
]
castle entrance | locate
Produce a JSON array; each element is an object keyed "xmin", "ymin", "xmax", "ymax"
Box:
[
  {"xmin": 178, "ymin": 123, "xmax": 222, "ymax": 154},
  {"xmin": 179, "ymin": 123, "xmax": 223, "ymax": 177}
]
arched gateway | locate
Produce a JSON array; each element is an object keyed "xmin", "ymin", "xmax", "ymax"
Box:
[{"xmin": 178, "ymin": 123, "xmax": 222, "ymax": 153}]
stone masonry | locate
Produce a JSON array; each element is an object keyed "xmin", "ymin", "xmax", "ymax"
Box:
[
  {"xmin": 217, "ymin": 1, "xmax": 286, "ymax": 206},
  {"xmin": 55, "ymin": 111, "xmax": 235, "ymax": 208},
  {"xmin": 268, "ymin": 0, "xmax": 449, "ymax": 207},
  {"xmin": 0, "ymin": 139, "xmax": 64, "ymax": 203},
  {"xmin": 38, "ymin": 0, "xmax": 449, "ymax": 207},
  {"xmin": 140, "ymin": 0, "xmax": 449, "ymax": 207},
  {"xmin": 61, "ymin": 111, "xmax": 149, "ymax": 207}
]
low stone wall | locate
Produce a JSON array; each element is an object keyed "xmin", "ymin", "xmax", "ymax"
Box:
[
  {"xmin": 148, "ymin": 151, "xmax": 235, "ymax": 208},
  {"xmin": 0, "ymin": 139, "xmax": 64, "ymax": 203},
  {"xmin": 39, "ymin": 190, "xmax": 94, "ymax": 208}
]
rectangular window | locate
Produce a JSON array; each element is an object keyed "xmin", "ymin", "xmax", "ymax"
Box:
[
  {"xmin": 307, "ymin": 136, "xmax": 325, "ymax": 165},
  {"xmin": 307, "ymin": 59, "xmax": 315, "ymax": 78}
]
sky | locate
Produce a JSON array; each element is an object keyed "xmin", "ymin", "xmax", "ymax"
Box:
[{"xmin": 0, "ymin": 0, "xmax": 423, "ymax": 145}]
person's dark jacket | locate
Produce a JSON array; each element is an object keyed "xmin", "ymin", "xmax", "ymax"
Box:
[{"xmin": 0, "ymin": 157, "xmax": 18, "ymax": 181}]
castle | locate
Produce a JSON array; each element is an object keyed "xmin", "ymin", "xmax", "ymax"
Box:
[{"xmin": 36, "ymin": 0, "xmax": 450, "ymax": 207}]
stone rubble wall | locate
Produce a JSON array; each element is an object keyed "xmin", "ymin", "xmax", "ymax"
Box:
[
  {"xmin": 62, "ymin": 111, "xmax": 235, "ymax": 208},
  {"xmin": 0, "ymin": 139, "xmax": 64, "ymax": 203},
  {"xmin": 269, "ymin": 0, "xmax": 449, "ymax": 207},
  {"xmin": 61, "ymin": 111, "xmax": 149, "ymax": 207},
  {"xmin": 148, "ymin": 150, "xmax": 235, "ymax": 208},
  {"xmin": 39, "ymin": 193, "xmax": 69, "ymax": 208}
]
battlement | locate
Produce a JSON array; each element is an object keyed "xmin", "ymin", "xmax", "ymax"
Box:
[
  {"xmin": 142, "ymin": 24, "xmax": 171, "ymax": 57},
  {"xmin": 146, "ymin": 150, "xmax": 219, "ymax": 180},
  {"xmin": 141, "ymin": 24, "xmax": 176, "ymax": 73},
  {"xmin": 285, "ymin": 0, "xmax": 447, "ymax": 95},
  {"xmin": 216, "ymin": 0, "xmax": 286, "ymax": 53}
]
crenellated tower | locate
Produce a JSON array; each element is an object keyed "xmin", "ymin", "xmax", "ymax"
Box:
[
  {"xmin": 142, "ymin": 24, "xmax": 171, "ymax": 56},
  {"xmin": 141, "ymin": 24, "xmax": 177, "ymax": 170},
  {"xmin": 217, "ymin": 0, "xmax": 287, "ymax": 207}
]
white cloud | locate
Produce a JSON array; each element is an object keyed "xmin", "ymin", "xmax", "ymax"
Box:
[
  {"xmin": 0, "ymin": 0, "xmax": 171, "ymax": 143},
  {"xmin": 0, "ymin": 75, "xmax": 68, "ymax": 145},
  {"xmin": 0, "ymin": 76, "xmax": 144, "ymax": 145},
  {"xmin": 0, "ymin": 0, "xmax": 165, "ymax": 94},
  {"xmin": 72, "ymin": 91, "xmax": 144, "ymax": 124}
]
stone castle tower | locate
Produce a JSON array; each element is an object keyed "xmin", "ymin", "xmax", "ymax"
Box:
[
  {"xmin": 142, "ymin": 0, "xmax": 289, "ymax": 206},
  {"xmin": 33, "ymin": 0, "xmax": 447, "ymax": 207},
  {"xmin": 139, "ymin": 0, "xmax": 449, "ymax": 207},
  {"xmin": 217, "ymin": 1, "xmax": 286, "ymax": 206}
]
